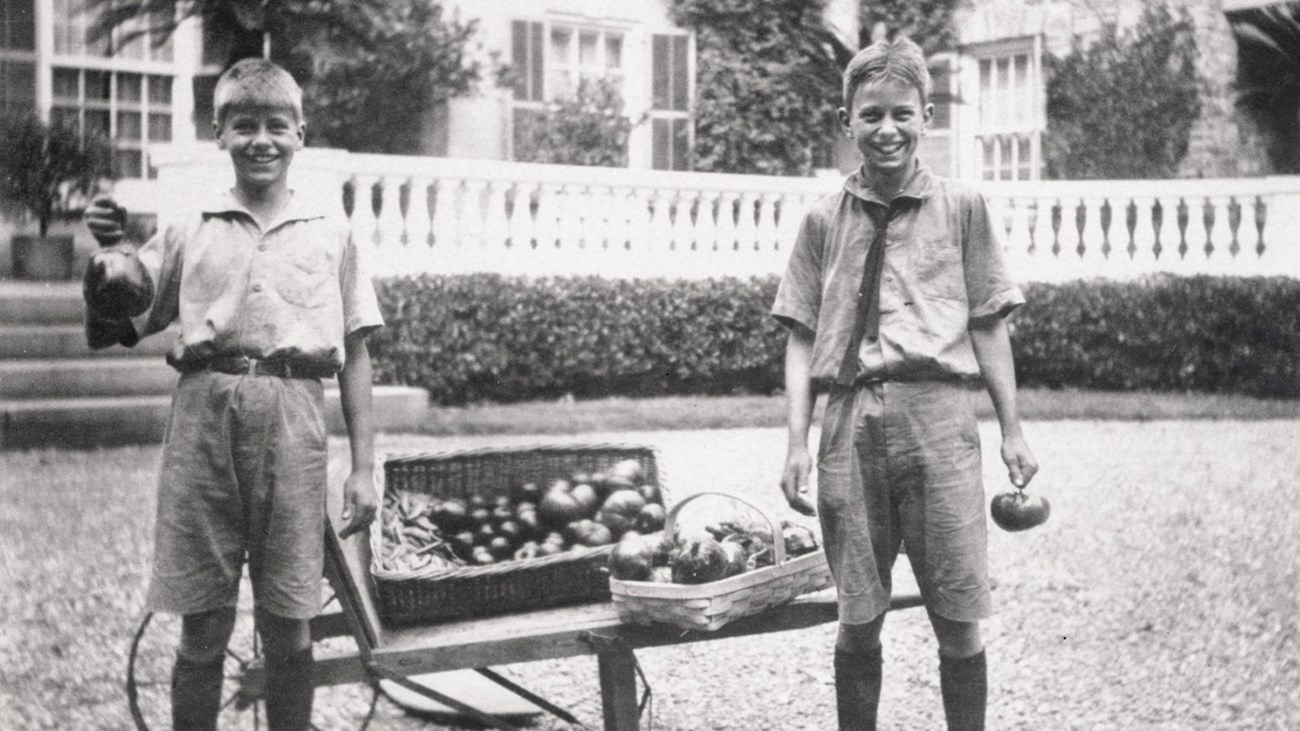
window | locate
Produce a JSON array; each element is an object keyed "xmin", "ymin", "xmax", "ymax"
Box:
[
  {"xmin": 509, "ymin": 19, "xmax": 628, "ymax": 160},
  {"xmin": 918, "ymin": 55, "xmax": 956, "ymax": 177},
  {"xmin": 51, "ymin": 68, "xmax": 173, "ymax": 178},
  {"xmin": 1, "ymin": 0, "xmax": 36, "ymax": 115},
  {"xmin": 52, "ymin": 0, "xmax": 172, "ymax": 61},
  {"xmin": 650, "ymin": 33, "xmax": 691, "ymax": 171},
  {"xmin": 972, "ymin": 44, "xmax": 1040, "ymax": 181}
]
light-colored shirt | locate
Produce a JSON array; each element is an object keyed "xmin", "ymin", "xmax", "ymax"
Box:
[
  {"xmin": 129, "ymin": 190, "xmax": 383, "ymax": 373},
  {"xmin": 771, "ymin": 164, "xmax": 1024, "ymax": 387}
]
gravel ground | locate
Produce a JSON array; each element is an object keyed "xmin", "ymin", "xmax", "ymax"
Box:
[{"xmin": 3, "ymin": 421, "xmax": 1298, "ymax": 730}]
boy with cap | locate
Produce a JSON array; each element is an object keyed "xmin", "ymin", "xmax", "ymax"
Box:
[
  {"xmin": 83, "ymin": 58, "xmax": 384, "ymax": 730},
  {"xmin": 773, "ymin": 38, "xmax": 1040, "ymax": 730}
]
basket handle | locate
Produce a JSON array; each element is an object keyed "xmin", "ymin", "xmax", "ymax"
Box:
[{"xmin": 663, "ymin": 491, "xmax": 787, "ymax": 567}]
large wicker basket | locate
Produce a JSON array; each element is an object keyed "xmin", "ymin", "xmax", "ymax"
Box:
[
  {"xmin": 609, "ymin": 492, "xmax": 833, "ymax": 632},
  {"xmin": 370, "ymin": 443, "xmax": 666, "ymax": 626}
]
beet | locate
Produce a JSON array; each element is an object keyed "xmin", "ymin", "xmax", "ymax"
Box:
[{"xmin": 670, "ymin": 535, "xmax": 730, "ymax": 584}]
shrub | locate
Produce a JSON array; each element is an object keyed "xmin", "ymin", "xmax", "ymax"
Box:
[{"xmin": 369, "ymin": 274, "xmax": 1300, "ymax": 404}]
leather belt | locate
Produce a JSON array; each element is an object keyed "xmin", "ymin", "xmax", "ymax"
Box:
[{"xmin": 182, "ymin": 355, "xmax": 335, "ymax": 380}]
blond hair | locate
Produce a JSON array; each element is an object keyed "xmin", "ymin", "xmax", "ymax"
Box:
[
  {"xmin": 842, "ymin": 37, "xmax": 931, "ymax": 108},
  {"xmin": 212, "ymin": 58, "xmax": 304, "ymax": 125}
]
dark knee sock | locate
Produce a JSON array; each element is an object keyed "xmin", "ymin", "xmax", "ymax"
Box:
[
  {"xmin": 172, "ymin": 653, "xmax": 224, "ymax": 731},
  {"xmin": 264, "ymin": 646, "xmax": 314, "ymax": 731},
  {"xmin": 835, "ymin": 646, "xmax": 883, "ymax": 731},
  {"xmin": 939, "ymin": 650, "xmax": 986, "ymax": 731}
]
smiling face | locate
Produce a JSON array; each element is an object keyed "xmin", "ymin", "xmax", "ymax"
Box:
[
  {"xmin": 839, "ymin": 77, "xmax": 933, "ymax": 191},
  {"xmin": 215, "ymin": 105, "xmax": 304, "ymax": 198}
]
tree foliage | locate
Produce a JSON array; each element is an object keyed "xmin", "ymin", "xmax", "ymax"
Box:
[
  {"xmin": 87, "ymin": 0, "xmax": 481, "ymax": 154},
  {"xmin": 513, "ymin": 78, "xmax": 637, "ymax": 167},
  {"xmin": 857, "ymin": 0, "xmax": 959, "ymax": 55},
  {"xmin": 0, "ymin": 115, "xmax": 111, "ymax": 236},
  {"xmin": 1229, "ymin": 4, "xmax": 1300, "ymax": 174},
  {"xmin": 668, "ymin": 0, "xmax": 842, "ymax": 176},
  {"xmin": 1044, "ymin": 4, "xmax": 1202, "ymax": 179}
]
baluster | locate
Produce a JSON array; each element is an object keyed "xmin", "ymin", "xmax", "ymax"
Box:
[
  {"xmin": 1235, "ymin": 196, "xmax": 1262, "ymax": 275},
  {"xmin": 1176, "ymin": 196, "xmax": 1207, "ymax": 274},
  {"xmin": 1003, "ymin": 197, "xmax": 1035, "ymax": 283},
  {"xmin": 1051, "ymin": 196, "xmax": 1080, "ymax": 279},
  {"xmin": 1024, "ymin": 198, "xmax": 1054, "ymax": 283},
  {"xmin": 648, "ymin": 191, "xmax": 674, "ymax": 278},
  {"xmin": 757, "ymin": 193, "xmax": 780, "ymax": 267},
  {"xmin": 484, "ymin": 181, "xmax": 510, "ymax": 253},
  {"xmin": 350, "ymin": 174, "xmax": 379, "ymax": 249},
  {"xmin": 1129, "ymin": 196, "xmax": 1158, "ymax": 272},
  {"xmin": 458, "ymin": 180, "xmax": 488, "ymax": 273},
  {"xmin": 735, "ymin": 193, "xmax": 759, "ymax": 252},
  {"xmin": 376, "ymin": 176, "xmax": 406, "ymax": 251},
  {"xmin": 716, "ymin": 192, "xmax": 739, "ymax": 253},
  {"xmin": 1084, "ymin": 196, "xmax": 1112, "ymax": 277},
  {"xmin": 1204, "ymin": 195, "xmax": 1235, "ymax": 275},
  {"xmin": 507, "ymin": 182, "xmax": 536, "ymax": 250},
  {"xmin": 624, "ymin": 188, "xmax": 653, "ymax": 266},
  {"xmin": 407, "ymin": 177, "xmax": 433, "ymax": 256},
  {"xmin": 430, "ymin": 178, "xmax": 460, "ymax": 268},
  {"xmin": 585, "ymin": 186, "xmax": 614, "ymax": 276},
  {"xmin": 604, "ymin": 186, "xmax": 635, "ymax": 278},
  {"xmin": 557, "ymin": 185, "xmax": 584, "ymax": 269},
  {"xmin": 533, "ymin": 183, "xmax": 561, "ymax": 257},
  {"xmin": 671, "ymin": 192, "xmax": 697, "ymax": 252}
]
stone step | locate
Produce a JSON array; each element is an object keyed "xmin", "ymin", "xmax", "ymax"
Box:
[
  {"xmin": 1, "ymin": 386, "xmax": 430, "ymax": 449},
  {"xmin": 0, "ymin": 323, "xmax": 175, "ymax": 359},
  {"xmin": 0, "ymin": 357, "xmax": 179, "ymax": 399},
  {"xmin": 0, "ymin": 281, "xmax": 84, "ymax": 325}
]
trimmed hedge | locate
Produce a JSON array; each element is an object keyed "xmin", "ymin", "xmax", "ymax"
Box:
[{"xmin": 370, "ymin": 274, "xmax": 1300, "ymax": 405}]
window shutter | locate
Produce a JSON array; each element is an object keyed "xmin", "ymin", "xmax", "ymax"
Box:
[{"xmin": 511, "ymin": 20, "xmax": 544, "ymax": 102}]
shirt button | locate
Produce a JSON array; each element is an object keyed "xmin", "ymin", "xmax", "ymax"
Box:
[{"xmin": 251, "ymin": 283, "xmax": 263, "ymax": 292}]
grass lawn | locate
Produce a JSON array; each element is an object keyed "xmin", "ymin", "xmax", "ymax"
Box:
[
  {"xmin": 411, "ymin": 387, "xmax": 1300, "ymax": 436},
  {"xmin": 2, "ymin": 391, "xmax": 1298, "ymax": 729}
]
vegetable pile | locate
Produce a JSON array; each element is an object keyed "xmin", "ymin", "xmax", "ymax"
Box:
[
  {"xmin": 608, "ymin": 512, "xmax": 820, "ymax": 584},
  {"xmin": 377, "ymin": 459, "xmax": 667, "ymax": 573}
]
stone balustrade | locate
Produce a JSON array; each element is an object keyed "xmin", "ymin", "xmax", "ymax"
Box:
[{"xmin": 138, "ymin": 146, "xmax": 1300, "ymax": 282}]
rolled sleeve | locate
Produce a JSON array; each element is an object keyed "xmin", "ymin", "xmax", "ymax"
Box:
[
  {"xmin": 964, "ymin": 193, "xmax": 1025, "ymax": 322},
  {"xmin": 772, "ymin": 211, "xmax": 825, "ymax": 333},
  {"xmin": 339, "ymin": 230, "xmax": 384, "ymax": 340}
]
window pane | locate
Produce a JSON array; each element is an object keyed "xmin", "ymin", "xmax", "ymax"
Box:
[
  {"xmin": 978, "ymin": 59, "xmax": 992, "ymax": 128},
  {"xmin": 50, "ymin": 105, "xmax": 79, "ymax": 129},
  {"xmin": 147, "ymin": 74, "xmax": 171, "ymax": 104},
  {"xmin": 999, "ymin": 135, "xmax": 1013, "ymax": 178},
  {"xmin": 53, "ymin": 67, "xmax": 79, "ymax": 100},
  {"xmin": 148, "ymin": 112, "xmax": 171, "ymax": 142},
  {"xmin": 550, "ymin": 28, "xmax": 570, "ymax": 67},
  {"xmin": 929, "ymin": 64, "xmax": 950, "ymax": 130},
  {"xmin": 652, "ymin": 117, "xmax": 670, "ymax": 169},
  {"xmin": 652, "ymin": 35, "xmax": 669, "ymax": 110},
  {"xmin": 116, "ymin": 110, "xmax": 141, "ymax": 140},
  {"xmin": 530, "ymin": 22, "xmax": 543, "ymax": 101},
  {"xmin": 84, "ymin": 108, "xmax": 110, "ymax": 135},
  {"xmin": 672, "ymin": 117, "xmax": 690, "ymax": 171},
  {"xmin": 4, "ymin": 0, "xmax": 36, "ymax": 50},
  {"xmin": 118, "ymin": 72, "xmax": 142, "ymax": 102},
  {"xmin": 579, "ymin": 31, "xmax": 597, "ymax": 68},
  {"xmin": 114, "ymin": 148, "xmax": 142, "ymax": 178},
  {"xmin": 511, "ymin": 20, "xmax": 529, "ymax": 100},
  {"xmin": 85, "ymin": 70, "xmax": 111, "ymax": 102},
  {"xmin": 671, "ymin": 36, "xmax": 689, "ymax": 111},
  {"xmin": 1017, "ymin": 134, "xmax": 1033, "ymax": 179},
  {"xmin": 0, "ymin": 60, "xmax": 36, "ymax": 114},
  {"xmin": 981, "ymin": 137, "xmax": 995, "ymax": 181},
  {"xmin": 117, "ymin": 18, "xmax": 145, "ymax": 59},
  {"xmin": 52, "ymin": 0, "xmax": 73, "ymax": 53},
  {"xmin": 606, "ymin": 35, "xmax": 622, "ymax": 69},
  {"xmin": 1015, "ymin": 54, "xmax": 1030, "ymax": 126}
]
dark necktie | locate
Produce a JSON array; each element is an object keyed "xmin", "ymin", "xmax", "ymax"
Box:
[{"xmin": 836, "ymin": 203, "xmax": 893, "ymax": 387}]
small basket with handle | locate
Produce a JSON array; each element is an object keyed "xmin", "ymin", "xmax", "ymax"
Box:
[{"xmin": 609, "ymin": 491, "xmax": 833, "ymax": 632}]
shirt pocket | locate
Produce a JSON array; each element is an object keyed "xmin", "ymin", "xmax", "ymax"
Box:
[
  {"xmin": 910, "ymin": 234, "xmax": 965, "ymax": 301},
  {"xmin": 274, "ymin": 248, "xmax": 334, "ymax": 310}
]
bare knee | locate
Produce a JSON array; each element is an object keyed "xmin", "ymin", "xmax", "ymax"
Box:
[
  {"xmin": 836, "ymin": 614, "xmax": 886, "ymax": 653},
  {"xmin": 255, "ymin": 609, "xmax": 311, "ymax": 659},
  {"xmin": 179, "ymin": 607, "xmax": 237, "ymax": 664},
  {"xmin": 927, "ymin": 611, "xmax": 982, "ymax": 659}
]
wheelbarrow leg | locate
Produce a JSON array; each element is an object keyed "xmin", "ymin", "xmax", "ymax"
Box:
[{"xmin": 597, "ymin": 646, "xmax": 639, "ymax": 731}]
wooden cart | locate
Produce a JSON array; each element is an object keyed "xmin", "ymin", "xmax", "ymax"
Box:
[{"xmin": 127, "ymin": 487, "xmax": 923, "ymax": 731}]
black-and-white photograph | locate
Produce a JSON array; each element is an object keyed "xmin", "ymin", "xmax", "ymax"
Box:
[{"xmin": 2, "ymin": 0, "xmax": 1297, "ymax": 729}]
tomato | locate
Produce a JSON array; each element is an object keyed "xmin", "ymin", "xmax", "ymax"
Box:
[
  {"xmin": 567, "ymin": 519, "xmax": 614, "ymax": 547},
  {"xmin": 596, "ymin": 489, "xmax": 647, "ymax": 538},
  {"xmin": 539, "ymin": 488, "xmax": 585, "ymax": 527},
  {"xmin": 990, "ymin": 489, "xmax": 1051, "ymax": 532},
  {"xmin": 608, "ymin": 533, "xmax": 656, "ymax": 581},
  {"xmin": 570, "ymin": 483, "xmax": 601, "ymax": 517},
  {"xmin": 635, "ymin": 503, "xmax": 666, "ymax": 533}
]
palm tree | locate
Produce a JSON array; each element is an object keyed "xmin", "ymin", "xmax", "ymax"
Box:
[{"xmin": 1229, "ymin": 3, "xmax": 1300, "ymax": 174}]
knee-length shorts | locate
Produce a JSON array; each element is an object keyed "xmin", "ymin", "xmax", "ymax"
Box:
[
  {"xmin": 817, "ymin": 379, "xmax": 991, "ymax": 624},
  {"xmin": 145, "ymin": 370, "xmax": 329, "ymax": 620}
]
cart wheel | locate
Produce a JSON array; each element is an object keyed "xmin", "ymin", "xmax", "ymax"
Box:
[{"xmin": 126, "ymin": 588, "xmax": 380, "ymax": 730}]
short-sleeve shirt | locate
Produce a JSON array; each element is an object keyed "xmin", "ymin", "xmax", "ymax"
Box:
[
  {"xmin": 130, "ymin": 190, "xmax": 384, "ymax": 373},
  {"xmin": 772, "ymin": 163, "xmax": 1023, "ymax": 388}
]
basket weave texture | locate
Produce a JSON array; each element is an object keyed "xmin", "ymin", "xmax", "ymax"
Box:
[
  {"xmin": 370, "ymin": 443, "xmax": 665, "ymax": 626},
  {"xmin": 609, "ymin": 492, "xmax": 833, "ymax": 631}
]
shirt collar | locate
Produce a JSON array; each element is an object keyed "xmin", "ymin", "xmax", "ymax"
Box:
[
  {"xmin": 842, "ymin": 161, "xmax": 935, "ymax": 206},
  {"xmin": 202, "ymin": 189, "xmax": 326, "ymax": 228}
]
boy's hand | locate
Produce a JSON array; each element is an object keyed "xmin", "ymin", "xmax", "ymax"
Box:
[
  {"xmin": 780, "ymin": 447, "xmax": 818, "ymax": 516},
  {"xmin": 1001, "ymin": 434, "xmax": 1039, "ymax": 488},
  {"xmin": 85, "ymin": 195, "xmax": 127, "ymax": 247},
  {"xmin": 338, "ymin": 469, "xmax": 378, "ymax": 540}
]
